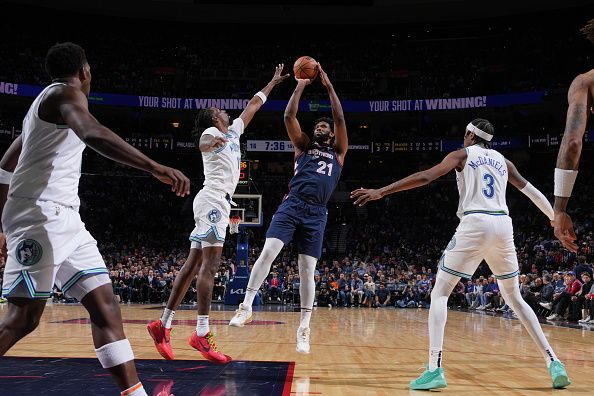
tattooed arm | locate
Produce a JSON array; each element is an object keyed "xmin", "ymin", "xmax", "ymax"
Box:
[{"xmin": 553, "ymin": 73, "xmax": 591, "ymax": 252}]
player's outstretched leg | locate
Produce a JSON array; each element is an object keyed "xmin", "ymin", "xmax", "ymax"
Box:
[
  {"xmin": 497, "ymin": 276, "xmax": 571, "ymax": 389},
  {"xmin": 296, "ymin": 254, "xmax": 316, "ymax": 354},
  {"xmin": 82, "ymin": 284, "xmax": 148, "ymax": 395},
  {"xmin": 0, "ymin": 298, "xmax": 46, "ymax": 355},
  {"xmin": 147, "ymin": 246, "xmax": 202, "ymax": 360},
  {"xmin": 188, "ymin": 246, "xmax": 231, "ymax": 364},
  {"xmin": 229, "ymin": 238, "xmax": 284, "ymax": 327},
  {"xmin": 410, "ymin": 271, "xmax": 458, "ymax": 390}
]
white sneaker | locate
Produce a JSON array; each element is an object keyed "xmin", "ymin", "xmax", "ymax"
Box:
[
  {"xmin": 588, "ymin": 318, "xmax": 594, "ymax": 324},
  {"xmin": 229, "ymin": 303, "xmax": 253, "ymax": 327},
  {"xmin": 296, "ymin": 327, "xmax": 311, "ymax": 354},
  {"xmin": 547, "ymin": 313, "xmax": 560, "ymax": 320},
  {"xmin": 578, "ymin": 317, "xmax": 592, "ymax": 324},
  {"xmin": 539, "ymin": 302, "xmax": 553, "ymax": 310},
  {"xmin": 477, "ymin": 305, "xmax": 485, "ymax": 310}
]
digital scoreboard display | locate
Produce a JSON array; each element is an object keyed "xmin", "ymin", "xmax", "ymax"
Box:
[{"xmin": 239, "ymin": 160, "xmax": 250, "ymax": 185}]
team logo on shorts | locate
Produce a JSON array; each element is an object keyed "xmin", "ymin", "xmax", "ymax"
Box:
[
  {"xmin": 446, "ymin": 236, "xmax": 456, "ymax": 251},
  {"xmin": 15, "ymin": 239, "xmax": 43, "ymax": 266},
  {"xmin": 208, "ymin": 209, "xmax": 222, "ymax": 223}
]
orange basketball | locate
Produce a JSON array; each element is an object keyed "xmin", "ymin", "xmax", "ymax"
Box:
[{"xmin": 293, "ymin": 56, "xmax": 319, "ymax": 80}]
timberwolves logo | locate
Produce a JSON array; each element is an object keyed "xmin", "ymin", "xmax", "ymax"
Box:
[
  {"xmin": 446, "ymin": 236, "xmax": 456, "ymax": 251},
  {"xmin": 208, "ymin": 209, "xmax": 222, "ymax": 223},
  {"xmin": 16, "ymin": 239, "xmax": 43, "ymax": 266}
]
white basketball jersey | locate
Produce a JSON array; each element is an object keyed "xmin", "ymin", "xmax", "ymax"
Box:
[
  {"xmin": 456, "ymin": 145, "xmax": 509, "ymax": 218},
  {"xmin": 9, "ymin": 83, "xmax": 85, "ymax": 208},
  {"xmin": 201, "ymin": 117, "xmax": 244, "ymax": 196}
]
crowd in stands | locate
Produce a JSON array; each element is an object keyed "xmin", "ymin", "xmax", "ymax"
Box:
[{"xmin": 2, "ymin": 163, "xmax": 593, "ymax": 325}]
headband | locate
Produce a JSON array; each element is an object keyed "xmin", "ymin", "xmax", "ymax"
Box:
[{"xmin": 466, "ymin": 122, "xmax": 493, "ymax": 141}]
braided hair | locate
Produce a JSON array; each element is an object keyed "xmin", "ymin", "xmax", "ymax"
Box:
[
  {"xmin": 468, "ymin": 118, "xmax": 494, "ymax": 148},
  {"xmin": 191, "ymin": 108, "xmax": 215, "ymax": 143}
]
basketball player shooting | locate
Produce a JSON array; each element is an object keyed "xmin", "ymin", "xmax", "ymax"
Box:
[
  {"xmin": 147, "ymin": 65, "xmax": 289, "ymax": 364},
  {"xmin": 0, "ymin": 42, "xmax": 190, "ymax": 396},
  {"xmin": 229, "ymin": 64, "xmax": 348, "ymax": 355},
  {"xmin": 552, "ymin": 19, "xmax": 594, "ymax": 253},
  {"xmin": 351, "ymin": 119, "xmax": 571, "ymax": 390}
]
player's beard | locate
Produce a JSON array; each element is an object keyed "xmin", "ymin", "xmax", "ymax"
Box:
[{"xmin": 313, "ymin": 131, "xmax": 330, "ymax": 146}]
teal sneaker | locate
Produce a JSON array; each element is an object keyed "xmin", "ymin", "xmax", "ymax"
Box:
[
  {"xmin": 409, "ymin": 367, "xmax": 447, "ymax": 390},
  {"xmin": 549, "ymin": 361, "xmax": 571, "ymax": 389}
]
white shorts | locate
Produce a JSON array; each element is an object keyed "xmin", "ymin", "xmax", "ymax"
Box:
[
  {"xmin": 189, "ymin": 188, "xmax": 230, "ymax": 249},
  {"xmin": 1, "ymin": 198, "xmax": 110, "ymax": 301},
  {"xmin": 438, "ymin": 213, "xmax": 519, "ymax": 280}
]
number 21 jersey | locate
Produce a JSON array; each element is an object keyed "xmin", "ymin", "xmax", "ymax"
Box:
[
  {"xmin": 456, "ymin": 145, "xmax": 509, "ymax": 218},
  {"xmin": 288, "ymin": 145, "xmax": 342, "ymax": 205}
]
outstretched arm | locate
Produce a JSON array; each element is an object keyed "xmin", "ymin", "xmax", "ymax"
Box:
[
  {"xmin": 54, "ymin": 86, "xmax": 190, "ymax": 196},
  {"xmin": 319, "ymin": 64, "xmax": 347, "ymax": 159},
  {"xmin": 239, "ymin": 64, "xmax": 290, "ymax": 128},
  {"xmin": 284, "ymin": 79, "xmax": 312, "ymax": 153},
  {"xmin": 351, "ymin": 149, "xmax": 467, "ymax": 206},
  {"xmin": 552, "ymin": 74, "xmax": 590, "ymax": 252},
  {"xmin": 506, "ymin": 159, "xmax": 554, "ymax": 222}
]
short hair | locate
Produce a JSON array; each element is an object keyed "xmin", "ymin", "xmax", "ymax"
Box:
[
  {"xmin": 581, "ymin": 271, "xmax": 591, "ymax": 277},
  {"xmin": 192, "ymin": 108, "xmax": 215, "ymax": 142},
  {"xmin": 468, "ymin": 118, "xmax": 494, "ymax": 148},
  {"xmin": 314, "ymin": 117, "xmax": 334, "ymax": 132},
  {"xmin": 45, "ymin": 42, "xmax": 87, "ymax": 79},
  {"xmin": 580, "ymin": 18, "xmax": 594, "ymax": 44},
  {"xmin": 543, "ymin": 275, "xmax": 552, "ymax": 282}
]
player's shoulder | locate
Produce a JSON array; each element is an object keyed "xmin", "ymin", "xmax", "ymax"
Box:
[
  {"xmin": 230, "ymin": 117, "xmax": 244, "ymax": 131},
  {"xmin": 202, "ymin": 126, "xmax": 221, "ymax": 137}
]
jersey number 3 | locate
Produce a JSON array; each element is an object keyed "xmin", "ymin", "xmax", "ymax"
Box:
[
  {"xmin": 316, "ymin": 161, "xmax": 334, "ymax": 176},
  {"xmin": 482, "ymin": 173, "xmax": 495, "ymax": 198}
]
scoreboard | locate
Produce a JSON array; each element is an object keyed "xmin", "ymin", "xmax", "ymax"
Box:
[{"xmin": 239, "ymin": 160, "xmax": 251, "ymax": 186}]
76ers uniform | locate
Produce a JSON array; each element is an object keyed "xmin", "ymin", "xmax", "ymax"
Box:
[
  {"xmin": 439, "ymin": 145, "xmax": 519, "ymax": 280},
  {"xmin": 266, "ymin": 145, "xmax": 342, "ymax": 258},
  {"xmin": 2, "ymin": 83, "xmax": 110, "ymax": 300},
  {"xmin": 189, "ymin": 118, "xmax": 244, "ymax": 248}
]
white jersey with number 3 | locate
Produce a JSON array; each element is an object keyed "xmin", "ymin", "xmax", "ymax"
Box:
[{"xmin": 456, "ymin": 145, "xmax": 509, "ymax": 218}]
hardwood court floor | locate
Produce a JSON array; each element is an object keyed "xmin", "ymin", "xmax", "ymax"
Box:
[{"xmin": 1, "ymin": 303, "xmax": 593, "ymax": 395}]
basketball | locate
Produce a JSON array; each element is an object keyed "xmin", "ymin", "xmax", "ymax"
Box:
[{"xmin": 293, "ymin": 56, "xmax": 319, "ymax": 80}]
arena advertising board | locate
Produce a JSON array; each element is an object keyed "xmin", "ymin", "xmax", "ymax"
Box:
[{"xmin": 0, "ymin": 81, "xmax": 544, "ymax": 113}]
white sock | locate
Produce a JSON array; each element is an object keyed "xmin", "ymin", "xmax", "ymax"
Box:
[
  {"xmin": 428, "ymin": 272, "xmax": 459, "ymax": 371},
  {"xmin": 428, "ymin": 348, "xmax": 443, "ymax": 371},
  {"xmin": 121, "ymin": 382, "xmax": 148, "ymax": 396},
  {"xmin": 160, "ymin": 308, "xmax": 175, "ymax": 329},
  {"xmin": 196, "ymin": 315, "xmax": 209, "ymax": 336},
  {"xmin": 298, "ymin": 254, "xmax": 317, "ymax": 329},
  {"xmin": 300, "ymin": 308, "xmax": 312, "ymax": 329},
  {"xmin": 242, "ymin": 238, "xmax": 284, "ymax": 307},
  {"xmin": 498, "ymin": 277, "xmax": 559, "ymax": 368}
]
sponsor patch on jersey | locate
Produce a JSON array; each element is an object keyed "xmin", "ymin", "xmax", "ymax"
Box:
[
  {"xmin": 15, "ymin": 239, "xmax": 43, "ymax": 266},
  {"xmin": 208, "ymin": 209, "xmax": 222, "ymax": 223},
  {"xmin": 446, "ymin": 236, "xmax": 456, "ymax": 250}
]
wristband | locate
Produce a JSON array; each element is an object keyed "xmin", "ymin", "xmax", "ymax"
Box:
[
  {"xmin": 255, "ymin": 91, "xmax": 267, "ymax": 104},
  {"xmin": 0, "ymin": 168, "xmax": 13, "ymax": 185},
  {"xmin": 554, "ymin": 168, "xmax": 578, "ymax": 198}
]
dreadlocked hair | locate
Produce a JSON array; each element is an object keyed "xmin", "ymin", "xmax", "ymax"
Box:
[
  {"xmin": 469, "ymin": 118, "xmax": 494, "ymax": 148},
  {"xmin": 191, "ymin": 108, "xmax": 215, "ymax": 144},
  {"xmin": 581, "ymin": 18, "xmax": 594, "ymax": 44}
]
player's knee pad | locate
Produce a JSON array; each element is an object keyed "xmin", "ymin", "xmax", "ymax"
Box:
[{"xmin": 95, "ymin": 338, "xmax": 135, "ymax": 368}]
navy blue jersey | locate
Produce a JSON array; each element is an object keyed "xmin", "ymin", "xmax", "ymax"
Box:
[{"xmin": 288, "ymin": 145, "xmax": 342, "ymax": 205}]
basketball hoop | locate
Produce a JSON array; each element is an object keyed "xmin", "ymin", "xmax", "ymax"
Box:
[{"xmin": 229, "ymin": 216, "xmax": 241, "ymax": 234}]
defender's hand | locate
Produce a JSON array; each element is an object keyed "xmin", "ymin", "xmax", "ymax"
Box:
[
  {"xmin": 151, "ymin": 164, "xmax": 191, "ymax": 197},
  {"xmin": 271, "ymin": 63, "xmax": 290, "ymax": 85},
  {"xmin": 350, "ymin": 188, "xmax": 382, "ymax": 206},
  {"xmin": 553, "ymin": 211, "xmax": 578, "ymax": 253}
]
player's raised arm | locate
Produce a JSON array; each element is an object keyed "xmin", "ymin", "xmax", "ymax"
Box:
[
  {"xmin": 553, "ymin": 74, "xmax": 590, "ymax": 251},
  {"xmin": 53, "ymin": 86, "xmax": 190, "ymax": 197},
  {"xmin": 319, "ymin": 64, "xmax": 347, "ymax": 160},
  {"xmin": 284, "ymin": 79, "xmax": 312, "ymax": 153},
  {"xmin": 239, "ymin": 64, "xmax": 290, "ymax": 128},
  {"xmin": 351, "ymin": 149, "xmax": 467, "ymax": 206},
  {"xmin": 506, "ymin": 159, "xmax": 555, "ymax": 223}
]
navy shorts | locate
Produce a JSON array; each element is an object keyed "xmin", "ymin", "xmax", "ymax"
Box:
[{"xmin": 266, "ymin": 195, "xmax": 328, "ymax": 259}]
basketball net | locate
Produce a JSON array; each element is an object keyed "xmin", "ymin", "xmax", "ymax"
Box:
[{"xmin": 229, "ymin": 216, "xmax": 241, "ymax": 234}]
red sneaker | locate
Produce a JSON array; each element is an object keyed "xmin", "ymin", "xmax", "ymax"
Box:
[
  {"xmin": 147, "ymin": 320, "xmax": 174, "ymax": 360},
  {"xmin": 188, "ymin": 331, "xmax": 232, "ymax": 365}
]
